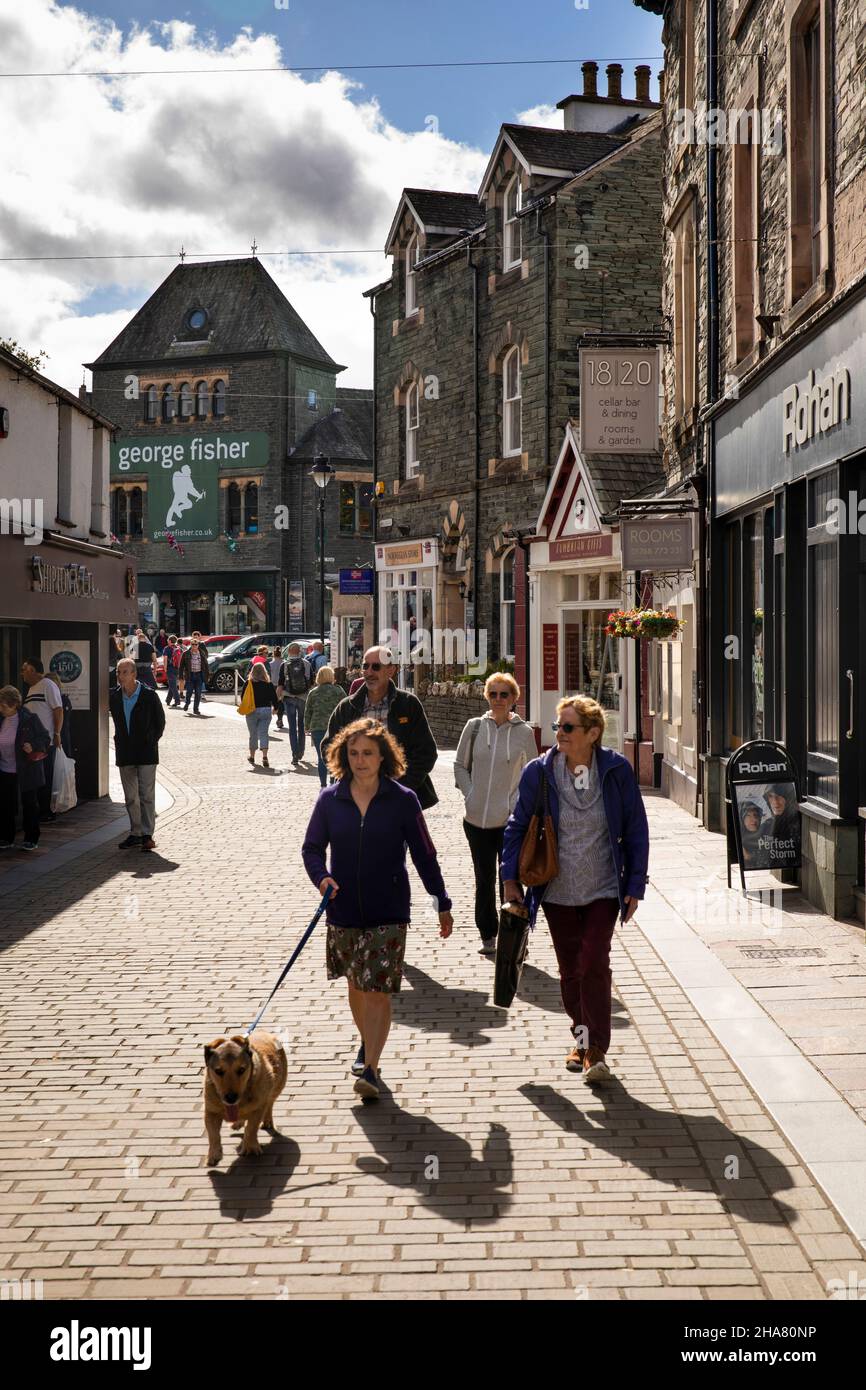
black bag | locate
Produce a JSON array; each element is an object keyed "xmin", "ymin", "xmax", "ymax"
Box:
[
  {"xmin": 285, "ymin": 657, "xmax": 309, "ymax": 696},
  {"xmin": 493, "ymin": 902, "xmax": 530, "ymax": 1009}
]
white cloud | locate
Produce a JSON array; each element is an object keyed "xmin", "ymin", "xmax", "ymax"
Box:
[
  {"xmin": 0, "ymin": 1, "xmax": 488, "ymax": 392},
  {"xmin": 515, "ymin": 103, "xmax": 562, "ymax": 129}
]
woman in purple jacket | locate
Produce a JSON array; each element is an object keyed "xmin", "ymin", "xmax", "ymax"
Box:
[
  {"xmin": 302, "ymin": 717, "xmax": 453, "ymax": 1101},
  {"xmin": 502, "ymin": 695, "xmax": 649, "ymax": 1087}
]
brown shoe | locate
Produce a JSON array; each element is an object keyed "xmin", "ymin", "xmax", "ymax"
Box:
[
  {"xmin": 140, "ymin": 837, "xmax": 156, "ymax": 852},
  {"xmin": 565, "ymin": 1045, "xmax": 586, "ymax": 1072},
  {"xmin": 582, "ymin": 1047, "xmax": 611, "ymax": 1085}
]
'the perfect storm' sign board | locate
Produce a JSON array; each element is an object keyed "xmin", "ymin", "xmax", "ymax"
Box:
[{"xmin": 725, "ymin": 740, "xmax": 802, "ymax": 893}]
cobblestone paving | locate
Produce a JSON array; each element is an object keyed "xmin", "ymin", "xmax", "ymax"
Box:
[{"xmin": 2, "ymin": 702, "xmax": 865, "ymax": 1300}]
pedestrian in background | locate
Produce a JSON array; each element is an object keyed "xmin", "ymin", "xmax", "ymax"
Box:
[
  {"xmin": 278, "ymin": 642, "xmax": 312, "ymax": 767},
  {"xmin": 302, "ymin": 718, "xmax": 452, "ymax": 1100},
  {"xmin": 268, "ymin": 645, "xmax": 286, "ymax": 729},
  {"xmin": 0, "ymin": 685, "xmax": 51, "ymax": 851},
  {"xmin": 164, "ymin": 635, "xmax": 182, "ymax": 707},
  {"xmin": 179, "ymin": 637, "xmax": 210, "ymax": 716},
  {"xmin": 155, "ymin": 629, "xmax": 168, "ymax": 655},
  {"xmin": 109, "ymin": 657, "xmax": 166, "ymax": 852},
  {"xmin": 242, "ymin": 663, "xmax": 281, "ymax": 769},
  {"xmin": 455, "ymin": 673, "xmax": 537, "ymax": 956},
  {"xmin": 135, "ymin": 629, "xmax": 157, "ymax": 690},
  {"xmin": 308, "ymin": 640, "xmax": 327, "ymax": 677},
  {"xmin": 502, "ymin": 695, "xmax": 649, "ymax": 1086},
  {"xmin": 21, "ymin": 657, "xmax": 63, "ymax": 824},
  {"xmin": 304, "ymin": 666, "xmax": 346, "ymax": 787}
]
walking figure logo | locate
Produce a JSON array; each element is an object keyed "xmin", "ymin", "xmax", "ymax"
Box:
[{"xmin": 166, "ymin": 465, "xmax": 205, "ymax": 529}]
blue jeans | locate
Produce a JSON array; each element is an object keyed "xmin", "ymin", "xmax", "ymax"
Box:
[
  {"xmin": 246, "ymin": 707, "xmax": 272, "ymax": 751},
  {"xmin": 166, "ymin": 669, "xmax": 179, "ymax": 704},
  {"xmin": 283, "ymin": 697, "xmax": 305, "ymax": 760},
  {"xmin": 184, "ymin": 672, "xmax": 204, "ymax": 712},
  {"xmin": 311, "ymin": 730, "xmax": 327, "ymax": 786}
]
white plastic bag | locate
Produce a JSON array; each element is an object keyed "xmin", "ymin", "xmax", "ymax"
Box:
[{"xmin": 51, "ymin": 747, "xmax": 78, "ymax": 814}]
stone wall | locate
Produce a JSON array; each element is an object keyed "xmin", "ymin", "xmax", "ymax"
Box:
[{"xmin": 421, "ymin": 693, "xmax": 488, "ymax": 750}]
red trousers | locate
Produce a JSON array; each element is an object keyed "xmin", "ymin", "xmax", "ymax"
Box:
[{"xmin": 541, "ymin": 898, "xmax": 620, "ymax": 1053}]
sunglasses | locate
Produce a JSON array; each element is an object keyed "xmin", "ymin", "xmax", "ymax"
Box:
[
  {"xmin": 552, "ymin": 720, "xmax": 584, "ymax": 734},
  {"xmin": 488, "ymin": 691, "xmax": 512, "ymax": 700},
  {"xmin": 362, "ymin": 662, "xmax": 382, "ymax": 671}
]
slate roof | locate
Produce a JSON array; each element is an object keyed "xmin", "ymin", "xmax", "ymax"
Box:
[
  {"xmin": 501, "ymin": 124, "xmax": 628, "ymax": 175},
  {"xmin": 89, "ymin": 259, "xmax": 343, "ymax": 371},
  {"xmin": 289, "ymin": 389, "xmax": 373, "ymax": 463},
  {"xmin": 403, "ymin": 189, "xmax": 485, "ymax": 232},
  {"xmin": 587, "ymin": 452, "xmax": 667, "ymax": 517}
]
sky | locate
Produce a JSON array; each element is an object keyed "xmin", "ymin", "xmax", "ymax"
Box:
[{"xmin": 0, "ymin": 0, "xmax": 663, "ymax": 394}]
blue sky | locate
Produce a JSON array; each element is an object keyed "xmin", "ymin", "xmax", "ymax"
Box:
[{"xmin": 1, "ymin": 0, "xmax": 662, "ymax": 390}]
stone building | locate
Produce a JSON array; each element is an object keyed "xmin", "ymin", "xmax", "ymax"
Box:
[
  {"xmin": 637, "ymin": 0, "xmax": 866, "ymax": 916},
  {"xmin": 87, "ymin": 258, "xmax": 372, "ymax": 638},
  {"xmin": 366, "ymin": 64, "xmax": 667, "ymax": 757}
]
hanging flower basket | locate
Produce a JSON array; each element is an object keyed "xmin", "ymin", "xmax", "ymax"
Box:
[{"xmin": 605, "ymin": 608, "xmax": 685, "ymax": 640}]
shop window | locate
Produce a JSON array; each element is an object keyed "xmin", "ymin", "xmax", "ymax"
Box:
[
  {"xmin": 162, "ymin": 384, "xmax": 176, "ymax": 423},
  {"xmin": 503, "ymin": 346, "xmax": 522, "ymax": 456},
  {"xmin": 745, "ymin": 513, "xmax": 765, "ymax": 740},
  {"xmin": 405, "ymin": 232, "xmax": 419, "ymax": 317},
  {"xmin": 226, "ymin": 482, "xmax": 241, "ymax": 533},
  {"xmin": 111, "ymin": 488, "xmax": 128, "ymax": 536},
  {"xmin": 405, "ymin": 383, "xmax": 420, "ymax": 478},
  {"xmin": 213, "ymin": 379, "xmax": 227, "ymax": 417},
  {"xmin": 723, "ymin": 522, "xmax": 742, "ymax": 750},
  {"xmin": 196, "ymin": 381, "xmax": 209, "ymax": 419},
  {"xmin": 358, "ymin": 482, "xmax": 374, "ymax": 536},
  {"xmin": 500, "ymin": 548, "xmax": 515, "ymax": 660},
  {"xmin": 339, "ymin": 482, "xmax": 355, "ymax": 535},
  {"xmin": 144, "ymin": 385, "xmax": 157, "ymax": 423},
  {"xmin": 503, "ymin": 175, "xmax": 522, "ymax": 270},
  {"xmin": 178, "ymin": 382, "xmax": 194, "ymax": 419},
  {"xmin": 806, "ymin": 467, "xmax": 838, "ymax": 805},
  {"xmin": 244, "ymin": 482, "xmax": 258, "ymax": 534},
  {"xmin": 128, "ymin": 487, "xmax": 143, "ymax": 538}
]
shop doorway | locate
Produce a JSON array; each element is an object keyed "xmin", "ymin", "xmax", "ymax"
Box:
[
  {"xmin": 0, "ymin": 623, "xmax": 30, "ymax": 687},
  {"xmin": 561, "ymin": 607, "xmax": 622, "ymax": 750}
]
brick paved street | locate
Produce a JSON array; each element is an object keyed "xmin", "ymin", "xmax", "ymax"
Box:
[{"xmin": 3, "ymin": 700, "xmax": 866, "ymax": 1301}]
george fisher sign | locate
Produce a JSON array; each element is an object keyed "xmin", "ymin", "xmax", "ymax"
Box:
[
  {"xmin": 726, "ymin": 740, "xmax": 802, "ymax": 893},
  {"xmin": 111, "ymin": 433, "xmax": 269, "ymax": 543}
]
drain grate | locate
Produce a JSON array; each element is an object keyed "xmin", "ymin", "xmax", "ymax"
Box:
[{"xmin": 739, "ymin": 947, "xmax": 825, "ymax": 959}]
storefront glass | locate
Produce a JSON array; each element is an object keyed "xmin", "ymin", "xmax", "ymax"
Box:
[{"xmin": 563, "ymin": 607, "xmax": 621, "ymax": 746}]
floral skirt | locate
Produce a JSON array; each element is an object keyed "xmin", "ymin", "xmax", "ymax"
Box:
[{"xmin": 326, "ymin": 922, "xmax": 408, "ymax": 993}]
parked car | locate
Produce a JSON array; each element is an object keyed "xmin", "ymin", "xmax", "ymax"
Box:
[{"xmin": 206, "ymin": 633, "xmax": 330, "ymax": 692}]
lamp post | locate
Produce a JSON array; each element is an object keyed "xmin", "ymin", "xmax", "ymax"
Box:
[{"xmin": 310, "ymin": 453, "xmax": 334, "ymax": 643}]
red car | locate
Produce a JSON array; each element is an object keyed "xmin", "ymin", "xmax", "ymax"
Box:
[{"xmin": 154, "ymin": 635, "xmax": 235, "ymax": 685}]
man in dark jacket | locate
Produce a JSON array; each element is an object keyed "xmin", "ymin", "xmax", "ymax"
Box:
[
  {"xmin": 323, "ymin": 645, "xmax": 439, "ymax": 808},
  {"xmin": 109, "ymin": 658, "xmax": 166, "ymax": 851},
  {"xmin": 178, "ymin": 636, "xmax": 210, "ymax": 715}
]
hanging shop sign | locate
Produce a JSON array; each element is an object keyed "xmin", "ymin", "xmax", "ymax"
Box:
[
  {"xmin": 621, "ymin": 517, "xmax": 694, "ymax": 571},
  {"xmin": 110, "ymin": 432, "xmax": 269, "ymax": 543},
  {"xmin": 726, "ymin": 740, "xmax": 802, "ymax": 893},
  {"xmin": 40, "ymin": 639, "xmax": 90, "ymax": 711},
  {"xmin": 579, "ymin": 349, "xmax": 661, "ymax": 454},
  {"xmin": 339, "ymin": 568, "xmax": 375, "ymax": 595}
]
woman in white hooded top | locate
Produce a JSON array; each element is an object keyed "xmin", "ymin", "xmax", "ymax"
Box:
[{"xmin": 454, "ymin": 673, "xmax": 538, "ymax": 955}]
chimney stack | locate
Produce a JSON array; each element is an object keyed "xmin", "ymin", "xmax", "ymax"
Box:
[
  {"xmin": 658, "ymin": 70, "xmax": 666, "ymax": 102},
  {"xmin": 635, "ymin": 65, "xmax": 652, "ymax": 102},
  {"xmin": 581, "ymin": 61, "xmax": 599, "ymax": 97},
  {"xmin": 606, "ymin": 64, "xmax": 624, "ymax": 100}
]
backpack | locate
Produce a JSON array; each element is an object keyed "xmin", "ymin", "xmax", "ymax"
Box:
[
  {"xmin": 285, "ymin": 657, "xmax": 309, "ymax": 696},
  {"xmin": 172, "ymin": 646, "xmax": 183, "ymax": 669}
]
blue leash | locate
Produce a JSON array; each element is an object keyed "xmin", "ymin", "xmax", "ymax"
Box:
[{"xmin": 244, "ymin": 885, "xmax": 333, "ymax": 1036}]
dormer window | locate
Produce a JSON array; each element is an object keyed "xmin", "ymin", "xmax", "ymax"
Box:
[
  {"xmin": 187, "ymin": 308, "xmax": 208, "ymax": 333},
  {"xmin": 503, "ymin": 176, "xmax": 522, "ymax": 271},
  {"xmin": 406, "ymin": 232, "xmax": 420, "ymax": 316}
]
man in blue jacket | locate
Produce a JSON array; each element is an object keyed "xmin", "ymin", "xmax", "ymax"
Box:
[{"xmin": 109, "ymin": 658, "xmax": 166, "ymax": 852}]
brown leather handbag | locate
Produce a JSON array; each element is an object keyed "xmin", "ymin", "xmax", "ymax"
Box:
[{"xmin": 518, "ymin": 771, "xmax": 559, "ymax": 886}]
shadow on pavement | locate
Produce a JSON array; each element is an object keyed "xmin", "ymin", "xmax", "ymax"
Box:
[
  {"xmin": 207, "ymin": 1134, "xmax": 302, "ymax": 1219},
  {"xmin": 353, "ymin": 1095, "xmax": 513, "ymax": 1225},
  {"xmin": 520, "ymin": 1082, "xmax": 797, "ymax": 1225},
  {"xmin": 396, "ymin": 962, "xmax": 507, "ymax": 1047},
  {"xmin": 128, "ymin": 853, "xmax": 181, "ymax": 879}
]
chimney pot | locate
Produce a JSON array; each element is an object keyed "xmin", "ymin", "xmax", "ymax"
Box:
[
  {"xmin": 658, "ymin": 69, "xmax": 666, "ymax": 103},
  {"xmin": 606, "ymin": 63, "xmax": 624, "ymax": 100},
  {"xmin": 581, "ymin": 61, "xmax": 599, "ymax": 98},
  {"xmin": 635, "ymin": 65, "xmax": 651, "ymax": 102}
]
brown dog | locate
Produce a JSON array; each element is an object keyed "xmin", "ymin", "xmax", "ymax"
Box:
[{"xmin": 203, "ymin": 1031, "xmax": 287, "ymax": 1166}]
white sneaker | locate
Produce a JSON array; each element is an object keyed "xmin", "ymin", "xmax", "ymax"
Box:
[{"xmin": 479, "ymin": 937, "xmax": 497, "ymax": 956}]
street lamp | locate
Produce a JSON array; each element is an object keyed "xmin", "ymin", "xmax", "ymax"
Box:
[{"xmin": 310, "ymin": 453, "xmax": 334, "ymax": 642}]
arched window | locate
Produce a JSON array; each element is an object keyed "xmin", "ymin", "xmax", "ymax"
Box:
[
  {"xmin": 405, "ymin": 383, "xmax": 420, "ymax": 478},
  {"xmin": 503, "ymin": 346, "xmax": 522, "ymax": 456},
  {"xmin": 500, "ymin": 547, "xmax": 516, "ymax": 660},
  {"xmin": 405, "ymin": 232, "xmax": 419, "ymax": 317},
  {"xmin": 196, "ymin": 381, "xmax": 209, "ymax": 418},
  {"xmin": 178, "ymin": 382, "xmax": 193, "ymax": 419},
  {"xmin": 212, "ymin": 379, "xmax": 226, "ymax": 417},
  {"xmin": 144, "ymin": 385, "xmax": 157, "ymax": 423},
  {"xmin": 244, "ymin": 482, "xmax": 259, "ymax": 534},
  {"xmin": 503, "ymin": 176, "xmax": 522, "ymax": 271},
  {"xmin": 226, "ymin": 482, "xmax": 241, "ymax": 532},
  {"xmin": 129, "ymin": 487, "xmax": 144, "ymax": 538},
  {"xmin": 162, "ymin": 384, "xmax": 176, "ymax": 422},
  {"xmin": 112, "ymin": 488, "xmax": 128, "ymax": 536}
]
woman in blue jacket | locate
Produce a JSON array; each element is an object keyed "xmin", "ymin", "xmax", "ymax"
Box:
[
  {"xmin": 502, "ymin": 695, "xmax": 649, "ymax": 1086},
  {"xmin": 302, "ymin": 717, "xmax": 453, "ymax": 1101}
]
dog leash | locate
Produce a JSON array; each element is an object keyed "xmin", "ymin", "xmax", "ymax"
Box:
[{"xmin": 244, "ymin": 885, "xmax": 334, "ymax": 1036}]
